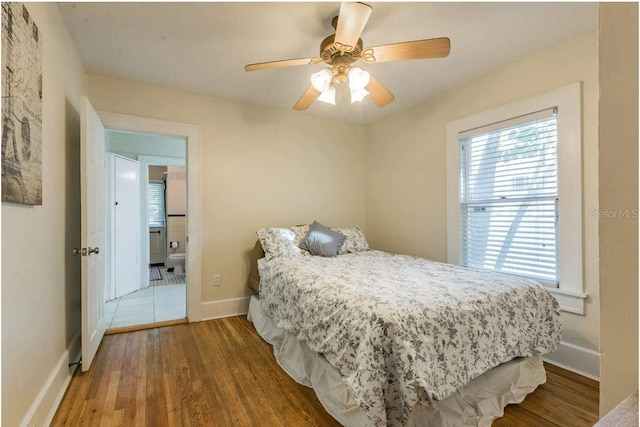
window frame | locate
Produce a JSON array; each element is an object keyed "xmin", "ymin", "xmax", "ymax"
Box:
[
  {"xmin": 459, "ymin": 109, "xmax": 560, "ymax": 286},
  {"xmin": 147, "ymin": 180, "xmax": 166, "ymax": 228},
  {"xmin": 446, "ymin": 82, "xmax": 587, "ymax": 314}
]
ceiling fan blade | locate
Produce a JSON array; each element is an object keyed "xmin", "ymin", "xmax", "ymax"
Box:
[
  {"xmin": 334, "ymin": 2, "xmax": 373, "ymax": 52},
  {"xmin": 245, "ymin": 57, "xmax": 323, "ymax": 72},
  {"xmin": 294, "ymin": 86, "xmax": 321, "ymax": 110},
  {"xmin": 363, "ymin": 37, "xmax": 451, "ymax": 63},
  {"xmin": 366, "ymin": 75, "xmax": 394, "ymax": 107}
]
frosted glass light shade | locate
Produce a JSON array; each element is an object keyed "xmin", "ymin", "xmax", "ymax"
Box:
[
  {"xmin": 317, "ymin": 87, "xmax": 336, "ymax": 105},
  {"xmin": 348, "ymin": 67, "xmax": 370, "ymax": 91},
  {"xmin": 310, "ymin": 69, "xmax": 333, "ymax": 92},
  {"xmin": 350, "ymin": 88, "xmax": 369, "ymax": 103}
]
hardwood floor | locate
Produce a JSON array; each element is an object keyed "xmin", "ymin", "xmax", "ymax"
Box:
[
  {"xmin": 495, "ymin": 363, "xmax": 599, "ymax": 426},
  {"xmin": 53, "ymin": 316, "xmax": 599, "ymax": 426}
]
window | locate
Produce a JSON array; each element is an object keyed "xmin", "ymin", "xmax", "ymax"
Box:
[
  {"xmin": 446, "ymin": 82, "xmax": 586, "ymax": 314},
  {"xmin": 148, "ymin": 182, "xmax": 165, "ymax": 227},
  {"xmin": 459, "ymin": 109, "xmax": 558, "ymax": 285}
]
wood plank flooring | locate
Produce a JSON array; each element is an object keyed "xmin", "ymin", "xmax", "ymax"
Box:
[
  {"xmin": 495, "ymin": 363, "xmax": 599, "ymax": 426},
  {"xmin": 53, "ymin": 316, "xmax": 599, "ymax": 426}
]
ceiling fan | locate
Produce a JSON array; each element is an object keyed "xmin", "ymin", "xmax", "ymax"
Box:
[{"xmin": 244, "ymin": 2, "xmax": 451, "ymax": 110}]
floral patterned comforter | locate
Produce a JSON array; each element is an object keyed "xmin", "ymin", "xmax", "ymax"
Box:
[{"xmin": 258, "ymin": 251, "xmax": 561, "ymax": 426}]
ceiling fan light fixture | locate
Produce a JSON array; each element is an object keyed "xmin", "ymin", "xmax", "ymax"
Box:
[
  {"xmin": 350, "ymin": 88, "xmax": 369, "ymax": 103},
  {"xmin": 335, "ymin": 81, "xmax": 352, "ymax": 106},
  {"xmin": 310, "ymin": 69, "xmax": 333, "ymax": 92},
  {"xmin": 246, "ymin": 3, "xmax": 450, "ymax": 110},
  {"xmin": 348, "ymin": 67, "xmax": 370, "ymax": 91},
  {"xmin": 317, "ymin": 87, "xmax": 336, "ymax": 105}
]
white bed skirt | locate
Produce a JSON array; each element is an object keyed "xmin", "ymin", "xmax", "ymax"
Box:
[{"xmin": 248, "ymin": 295, "xmax": 546, "ymax": 427}]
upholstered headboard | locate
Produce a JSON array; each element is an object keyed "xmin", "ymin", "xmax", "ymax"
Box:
[{"xmin": 247, "ymin": 240, "xmax": 264, "ymax": 294}]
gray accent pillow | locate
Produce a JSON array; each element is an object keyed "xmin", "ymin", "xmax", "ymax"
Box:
[{"xmin": 299, "ymin": 221, "xmax": 346, "ymax": 257}]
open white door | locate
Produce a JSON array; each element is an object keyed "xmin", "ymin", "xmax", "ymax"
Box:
[
  {"xmin": 80, "ymin": 96, "xmax": 106, "ymax": 371},
  {"xmin": 113, "ymin": 155, "xmax": 140, "ymax": 298}
]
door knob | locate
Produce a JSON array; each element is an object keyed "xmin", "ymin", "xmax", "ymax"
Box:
[
  {"xmin": 72, "ymin": 248, "xmax": 81, "ymax": 256},
  {"xmin": 88, "ymin": 247, "xmax": 100, "ymax": 255}
]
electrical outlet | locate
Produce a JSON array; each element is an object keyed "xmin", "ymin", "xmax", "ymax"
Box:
[{"xmin": 212, "ymin": 274, "xmax": 221, "ymax": 287}]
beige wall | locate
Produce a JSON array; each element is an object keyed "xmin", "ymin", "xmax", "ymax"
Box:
[
  {"xmin": 166, "ymin": 166, "xmax": 186, "ymax": 216},
  {"xmin": 366, "ymin": 32, "xmax": 600, "ymax": 353},
  {"xmin": 3, "ymin": 8, "xmax": 625, "ymax": 424},
  {"xmin": 597, "ymin": 3, "xmax": 639, "ymax": 415},
  {"xmin": 88, "ymin": 75, "xmax": 367, "ymax": 302},
  {"xmin": 1, "ymin": 3, "xmax": 88, "ymax": 426},
  {"xmin": 148, "ymin": 165, "xmax": 167, "ymax": 181}
]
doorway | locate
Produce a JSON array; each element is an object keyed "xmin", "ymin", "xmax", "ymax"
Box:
[
  {"xmin": 80, "ymin": 101, "xmax": 202, "ymax": 370},
  {"xmin": 103, "ymin": 130, "xmax": 188, "ymax": 331},
  {"xmin": 96, "ymin": 111, "xmax": 202, "ymax": 325}
]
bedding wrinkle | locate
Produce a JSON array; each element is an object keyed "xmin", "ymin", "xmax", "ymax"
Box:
[{"xmin": 259, "ymin": 251, "xmax": 561, "ymax": 426}]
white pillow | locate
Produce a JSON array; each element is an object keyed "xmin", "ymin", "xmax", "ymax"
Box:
[
  {"xmin": 256, "ymin": 227, "xmax": 304, "ymax": 261},
  {"xmin": 290, "ymin": 224, "xmax": 311, "ymax": 249},
  {"xmin": 336, "ymin": 226, "xmax": 370, "ymax": 255}
]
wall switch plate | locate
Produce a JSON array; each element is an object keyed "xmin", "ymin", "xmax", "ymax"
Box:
[{"xmin": 212, "ymin": 274, "xmax": 221, "ymax": 287}]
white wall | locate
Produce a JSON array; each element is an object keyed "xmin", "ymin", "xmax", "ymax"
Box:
[
  {"xmin": 107, "ymin": 130, "xmax": 186, "ymax": 159},
  {"xmin": 597, "ymin": 3, "xmax": 639, "ymax": 415},
  {"xmin": 1, "ymin": 3, "xmax": 88, "ymax": 426},
  {"xmin": 88, "ymin": 75, "xmax": 367, "ymax": 305},
  {"xmin": 365, "ymin": 32, "xmax": 600, "ymax": 375}
]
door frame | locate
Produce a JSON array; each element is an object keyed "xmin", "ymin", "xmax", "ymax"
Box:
[{"xmin": 98, "ymin": 111, "xmax": 202, "ymax": 321}]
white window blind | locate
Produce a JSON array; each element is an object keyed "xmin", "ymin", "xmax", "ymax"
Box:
[
  {"xmin": 459, "ymin": 108, "xmax": 558, "ymax": 285},
  {"xmin": 148, "ymin": 182, "xmax": 165, "ymax": 227}
]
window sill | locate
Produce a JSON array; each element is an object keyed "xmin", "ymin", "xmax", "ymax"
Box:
[{"xmin": 547, "ymin": 288, "xmax": 588, "ymax": 315}]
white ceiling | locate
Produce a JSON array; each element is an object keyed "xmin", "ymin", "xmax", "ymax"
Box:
[{"xmin": 58, "ymin": 2, "xmax": 597, "ymax": 124}]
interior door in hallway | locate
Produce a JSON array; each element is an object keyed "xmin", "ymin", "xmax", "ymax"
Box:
[
  {"xmin": 80, "ymin": 96, "xmax": 106, "ymax": 371},
  {"xmin": 112, "ymin": 155, "xmax": 140, "ymax": 298}
]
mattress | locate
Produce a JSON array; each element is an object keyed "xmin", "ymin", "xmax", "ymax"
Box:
[{"xmin": 257, "ymin": 250, "xmax": 561, "ymax": 426}]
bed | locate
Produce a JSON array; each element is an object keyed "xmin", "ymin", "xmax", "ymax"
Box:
[{"xmin": 246, "ymin": 224, "xmax": 562, "ymax": 427}]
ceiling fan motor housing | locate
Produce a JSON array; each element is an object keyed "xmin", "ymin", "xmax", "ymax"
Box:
[{"xmin": 320, "ymin": 34, "xmax": 364, "ymax": 63}]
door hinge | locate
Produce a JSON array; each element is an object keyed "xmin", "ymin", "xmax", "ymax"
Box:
[{"xmin": 72, "ymin": 247, "xmax": 97, "ymax": 256}]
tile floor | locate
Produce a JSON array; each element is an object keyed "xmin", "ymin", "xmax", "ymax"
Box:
[
  {"xmin": 105, "ymin": 283, "xmax": 186, "ymax": 329},
  {"xmin": 149, "ymin": 266, "xmax": 185, "ymax": 286}
]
